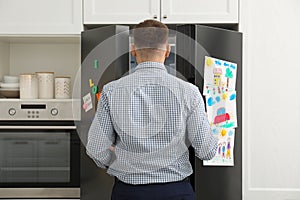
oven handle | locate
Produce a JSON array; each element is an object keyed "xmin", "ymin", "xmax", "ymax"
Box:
[{"xmin": 0, "ymin": 126, "xmax": 77, "ymax": 130}]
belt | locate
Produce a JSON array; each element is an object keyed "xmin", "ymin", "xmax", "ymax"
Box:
[{"xmin": 114, "ymin": 176, "xmax": 190, "ymax": 186}]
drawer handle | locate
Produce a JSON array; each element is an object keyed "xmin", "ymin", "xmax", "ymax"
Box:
[
  {"xmin": 45, "ymin": 141, "xmax": 59, "ymax": 145},
  {"xmin": 14, "ymin": 141, "xmax": 28, "ymax": 145}
]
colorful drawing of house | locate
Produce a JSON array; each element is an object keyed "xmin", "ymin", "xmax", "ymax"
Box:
[{"xmin": 213, "ymin": 68, "xmax": 222, "ymax": 87}]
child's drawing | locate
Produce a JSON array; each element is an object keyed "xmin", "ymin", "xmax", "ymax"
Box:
[
  {"xmin": 206, "ymin": 91, "xmax": 237, "ymax": 129},
  {"xmin": 203, "ymin": 128, "xmax": 235, "ymax": 166},
  {"xmin": 203, "ymin": 56, "xmax": 237, "ymax": 95}
]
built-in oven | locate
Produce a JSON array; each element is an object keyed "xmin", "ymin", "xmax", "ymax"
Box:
[{"xmin": 0, "ymin": 99, "xmax": 80, "ymax": 199}]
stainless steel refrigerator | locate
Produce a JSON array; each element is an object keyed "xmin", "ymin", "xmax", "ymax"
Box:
[
  {"xmin": 80, "ymin": 24, "xmax": 242, "ymax": 200},
  {"xmin": 176, "ymin": 24, "xmax": 242, "ymax": 200}
]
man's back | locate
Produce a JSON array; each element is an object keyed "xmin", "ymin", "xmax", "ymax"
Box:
[{"xmin": 87, "ymin": 62, "xmax": 218, "ymax": 185}]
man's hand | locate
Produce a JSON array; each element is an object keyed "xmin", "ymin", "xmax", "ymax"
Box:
[{"xmin": 109, "ymin": 145, "xmax": 115, "ymax": 152}]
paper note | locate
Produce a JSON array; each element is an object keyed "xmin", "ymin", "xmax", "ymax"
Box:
[
  {"xmin": 203, "ymin": 128, "xmax": 235, "ymax": 166},
  {"xmin": 203, "ymin": 56, "xmax": 237, "ymax": 96},
  {"xmin": 82, "ymin": 93, "xmax": 93, "ymax": 112}
]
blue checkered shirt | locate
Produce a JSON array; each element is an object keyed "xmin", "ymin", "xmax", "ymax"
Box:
[{"xmin": 86, "ymin": 61, "xmax": 218, "ymax": 185}]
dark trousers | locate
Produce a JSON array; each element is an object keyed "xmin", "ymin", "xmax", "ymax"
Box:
[{"xmin": 111, "ymin": 178, "xmax": 196, "ymax": 200}]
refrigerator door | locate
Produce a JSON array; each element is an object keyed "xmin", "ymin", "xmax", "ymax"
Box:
[
  {"xmin": 80, "ymin": 25, "xmax": 130, "ymax": 200},
  {"xmin": 176, "ymin": 25, "xmax": 242, "ymax": 200}
]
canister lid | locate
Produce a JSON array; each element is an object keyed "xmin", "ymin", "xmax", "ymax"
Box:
[
  {"xmin": 35, "ymin": 72, "xmax": 54, "ymax": 74},
  {"xmin": 19, "ymin": 73, "xmax": 36, "ymax": 76},
  {"xmin": 55, "ymin": 76, "xmax": 71, "ymax": 78}
]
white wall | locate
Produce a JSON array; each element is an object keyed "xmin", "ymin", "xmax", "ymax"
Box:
[
  {"xmin": 240, "ymin": 0, "xmax": 300, "ymax": 199},
  {"xmin": 0, "ymin": 42, "xmax": 10, "ymax": 82}
]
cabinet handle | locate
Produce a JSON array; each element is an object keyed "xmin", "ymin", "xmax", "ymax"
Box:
[
  {"xmin": 13, "ymin": 141, "xmax": 28, "ymax": 145},
  {"xmin": 45, "ymin": 141, "xmax": 59, "ymax": 145},
  {"xmin": 153, "ymin": 15, "xmax": 158, "ymax": 19},
  {"xmin": 163, "ymin": 15, "xmax": 167, "ymax": 19}
]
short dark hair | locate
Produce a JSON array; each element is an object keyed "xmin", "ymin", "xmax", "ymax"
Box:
[{"xmin": 133, "ymin": 20, "xmax": 169, "ymax": 50}]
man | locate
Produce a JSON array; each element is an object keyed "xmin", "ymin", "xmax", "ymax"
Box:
[{"xmin": 86, "ymin": 19, "xmax": 218, "ymax": 200}]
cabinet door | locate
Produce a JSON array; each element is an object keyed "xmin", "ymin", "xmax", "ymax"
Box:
[
  {"xmin": 84, "ymin": 0, "xmax": 160, "ymax": 24},
  {"xmin": 0, "ymin": 0, "xmax": 82, "ymax": 34},
  {"xmin": 161, "ymin": 0, "xmax": 238, "ymax": 24}
]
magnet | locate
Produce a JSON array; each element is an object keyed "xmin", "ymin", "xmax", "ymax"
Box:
[
  {"xmin": 92, "ymin": 85, "xmax": 98, "ymax": 94},
  {"xmin": 82, "ymin": 103, "xmax": 88, "ymax": 110},
  {"xmin": 96, "ymin": 92, "xmax": 101, "ymax": 100},
  {"xmin": 89, "ymin": 79, "xmax": 94, "ymax": 87},
  {"xmin": 94, "ymin": 59, "xmax": 99, "ymax": 69}
]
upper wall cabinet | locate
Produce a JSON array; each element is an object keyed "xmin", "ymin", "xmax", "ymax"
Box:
[
  {"xmin": 84, "ymin": 0, "xmax": 238, "ymax": 24},
  {"xmin": 84, "ymin": 0, "xmax": 160, "ymax": 24},
  {"xmin": 0, "ymin": 0, "xmax": 82, "ymax": 34},
  {"xmin": 161, "ymin": 0, "xmax": 238, "ymax": 24}
]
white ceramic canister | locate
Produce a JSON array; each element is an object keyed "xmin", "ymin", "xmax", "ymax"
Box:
[
  {"xmin": 55, "ymin": 76, "xmax": 71, "ymax": 99},
  {"xmin": 19, "ymin": 74, "xmax": 38, "ymax": 99},
  {"xmin": 36, "ymin": 72, "xmax": 54, "ymax": 99}
]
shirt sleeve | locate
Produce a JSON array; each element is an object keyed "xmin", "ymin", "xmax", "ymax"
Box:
[
  {"xmin": 187, "ymin": 89, "xmax": 218, "ymax": 160},
  {"xmin": 86, "ymin": 86, "xmax": 116, "ymax": 168}
]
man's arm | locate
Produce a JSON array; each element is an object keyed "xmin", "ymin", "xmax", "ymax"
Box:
[
  {"xmin": 86, "ymin": 86, "xmax": 116, "ymax": 168},
  {"xmin": 187, "ymin": 89, "xmax": 218, "ymax": 160}
]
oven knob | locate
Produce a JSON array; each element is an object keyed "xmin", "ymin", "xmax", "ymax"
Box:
[
  {"xmin": 51, "ymin": 108, "xmax": 58, "ymax": 116},
  {"xmin": 8, "ymin": 108, "xmax": 16, "ymax": 116}
]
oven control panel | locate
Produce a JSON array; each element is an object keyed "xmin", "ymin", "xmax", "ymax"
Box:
[{"xmin": 0, "ymin": 99, "xmax": 80, "ymax": 120}]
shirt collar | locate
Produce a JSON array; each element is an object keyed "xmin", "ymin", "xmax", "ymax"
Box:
[{"xmin": 133, "ymin": 62, "xmax": 167, "ymax": 72}]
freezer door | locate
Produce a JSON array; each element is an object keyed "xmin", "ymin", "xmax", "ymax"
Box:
[
  {"xmin": 80, "ymin": 25, "xmax": 129, "ymax": 145},
  {"xmin": 176, "ymin": 24, "xmax": 242, "ymax": 200},
  {"xmin": 80, "ymin": 25, "xmax": 130, "ymax": 200}
]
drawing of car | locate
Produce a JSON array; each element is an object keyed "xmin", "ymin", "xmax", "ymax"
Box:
[{"xmin": 214, "ymin": 107, "xmax": 230, "ymax": 124}]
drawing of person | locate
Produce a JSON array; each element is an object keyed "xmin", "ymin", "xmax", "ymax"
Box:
[
  {"xmin": 218, "ymin": 143, "xmax": 222, "ymax": 156},
  {"xmin": 222, "ymin": 142, "xmax": 226, "ymax": 160},
  {"xmin": 226, "ymin": 138, "xmax": 231, "ymax": 159}
]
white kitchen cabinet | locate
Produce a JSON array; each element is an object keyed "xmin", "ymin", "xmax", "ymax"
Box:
[
  {"xmin": 84, "ymin": 0, "xmax": 160, "ymax": 24},
  {"xmin": 161, "ymin": 0, "xmax": 239, "ymax": 24},
  {"xmin": 0, "ymin": 0, "xmax": 82, "ymax": 34},
  {"xmin": 0, "ymin": 36, "xmax": 80, "ymax": 93},
  {"xmin": 84, "ymin": 0, "xmax": 238, "ymax": 24}
]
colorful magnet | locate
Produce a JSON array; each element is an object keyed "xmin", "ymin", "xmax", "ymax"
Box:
[
  {"xmin": 94, "ymin": 59, "xmax": 99, "ymax": 69},
  {"xmin": 92, "ymin": 85, "xmax": 98, "ymax": 94},
  {"xmin": 96, "ymin": 92, "xmax": 101, "ymax": 101},
  {"xmin": 82, "ymin": 103, "xmax": 88, "ymax": 110},
  {"xmin": 89, "ymin": 79, "xmax": 94, "ymax": 87}
]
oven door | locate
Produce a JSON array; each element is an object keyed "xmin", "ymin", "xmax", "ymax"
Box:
[{"xmin": 0, "ymin": 125, "xmax": 80, "ymax": 198}]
